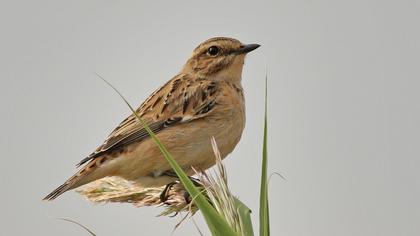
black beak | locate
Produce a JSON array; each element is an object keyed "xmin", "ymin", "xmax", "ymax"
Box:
[{"xmin": 235, "ymin": 43, "xmax": 261, "ymax": 55}]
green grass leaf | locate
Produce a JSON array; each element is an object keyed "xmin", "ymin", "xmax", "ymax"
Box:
[
  {"xmin": 97, "ymin": 74, "xmax": 237, "ymax": 236},
  {"xmin": 235, "ymin": 198, "xmax": 254, "ymax": 236},
  {"xmin": 259, "ymin": 76, "xmax": 270, "ymax": 236}
]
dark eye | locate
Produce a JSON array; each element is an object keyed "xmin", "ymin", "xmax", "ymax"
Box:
[{"xmin": 207, "ymin": 46, "xmax": 220, "ymax": 56}]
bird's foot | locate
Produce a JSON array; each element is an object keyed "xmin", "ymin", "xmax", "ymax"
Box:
[
  {"xmin": 159, "ymin": 170, "xmax": 201, "ymax": 204},
  {"xmin": 160, "ymin": 181, "xmax": 177, "ymax": 203}
]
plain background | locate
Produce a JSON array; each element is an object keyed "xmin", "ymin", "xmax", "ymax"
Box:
[{"xmin": 0, "ymin": 0, "xmax": 419, "ymax": 235}]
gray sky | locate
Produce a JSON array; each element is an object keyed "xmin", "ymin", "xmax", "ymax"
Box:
[{"xmin": 0, "ymin": 0, "xmax": 419, "ymax": 235}]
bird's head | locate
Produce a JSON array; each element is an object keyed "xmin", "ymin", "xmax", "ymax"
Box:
[{"xmin": 182, "ymin": 37, "xmax": 260, "ymax": 82}]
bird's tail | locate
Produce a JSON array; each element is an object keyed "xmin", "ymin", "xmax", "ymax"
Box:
[
  {"xmin": 42, "ymin": 173, "xmax": 82, "ymax": 201},
  {"xmin": 43, "ymin": 157, "xmax": 107, "ymax": 201}
]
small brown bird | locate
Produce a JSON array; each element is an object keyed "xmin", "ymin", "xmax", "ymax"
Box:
[{"xmin": 43, "ymin": 37, "xmax": 260, "ymax": 200}]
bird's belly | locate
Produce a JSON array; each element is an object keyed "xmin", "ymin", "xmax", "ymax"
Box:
[{"xmin": 108, "ymin": 108, "xmax": 245, "ymax": 185}]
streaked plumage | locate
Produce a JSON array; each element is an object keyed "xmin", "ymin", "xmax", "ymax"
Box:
[{"xmin": 44, "ymin": 37, "xmax": 259, "ymax": 200}]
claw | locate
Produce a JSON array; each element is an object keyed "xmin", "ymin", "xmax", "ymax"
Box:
[
  {"xmin": 159, "ymin": 171, "xmax": 201, "ymax": 204},
  {"xmin": 183, "ymin": 191, "xmax": 192, "ymax": 204},
  {"xmin": 160, "ymin": 181, "xmax": 177, "ymax": 203}
]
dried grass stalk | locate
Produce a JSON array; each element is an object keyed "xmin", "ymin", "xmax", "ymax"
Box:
[{"xmin": 77, "ymin": 176, "xmax": 198, "ymax": 216}]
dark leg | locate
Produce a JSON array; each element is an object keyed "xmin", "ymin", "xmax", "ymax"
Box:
[
  {"xmin": 159, "ymin": 180, "xmax": 178, "ymax": 203},
  {"xmin": 159, "ymin": 170, "xmax": 201, "ymax": 203}
]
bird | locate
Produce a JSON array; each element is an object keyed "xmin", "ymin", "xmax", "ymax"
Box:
[{"xmin": 43, "ymin": 37, "xmax": 260, "ymax": 200}]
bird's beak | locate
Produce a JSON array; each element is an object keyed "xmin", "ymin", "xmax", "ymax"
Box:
[{"xmin": 235, "ymin": 44, "xmax": 261, "ymax": 55}]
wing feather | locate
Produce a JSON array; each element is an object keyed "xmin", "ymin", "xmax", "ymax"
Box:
[{"xmin": 77, "ymin": 74, "xmax": 220, "ymax": 167}]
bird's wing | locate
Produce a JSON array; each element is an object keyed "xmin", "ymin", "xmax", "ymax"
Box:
[{"xmin": 77, "ymin": 74, "xmax": 221, "ymax": 167}]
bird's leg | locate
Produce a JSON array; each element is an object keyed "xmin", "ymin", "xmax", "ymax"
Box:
[
  {"xmin": 159, "ymin": 181, "xmax": 178, "ymax": 204},
  {"xmin": 159, "ymin": 171, "xmax": 178, "ymax": 203},
  {"xmin": 159, "ymin": 170, "xmax": 201, "ymax": 204}
]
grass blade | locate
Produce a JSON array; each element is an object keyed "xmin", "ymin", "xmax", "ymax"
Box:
[
  {"xmin": 259, "ymin": 76, "xmax": 270, "ymax": 236},
  {"xmin": 57, "ymin": 218, "xmax": 96, "ymax": 236},
  {"xmin": 96, "ymin": 74, "xmax": 237, "ymax": 236},
  {"xmin": 234, "ymin": 198, "xmax": 254, "ymax": 236}
]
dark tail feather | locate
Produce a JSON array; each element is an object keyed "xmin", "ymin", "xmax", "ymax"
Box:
[
  {"xmin": 43, "ymin": 156, "xmax": 107, "ymax": 201},
  {"xmin": 43, "ymin": 183, "xmax": 72, "ymax": 201},
  {"xmin": 43, "ymin": 174, "xmax": 82, "ymax": 201}
]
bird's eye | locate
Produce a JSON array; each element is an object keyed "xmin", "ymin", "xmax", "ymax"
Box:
[{"xmin": 207, "ymin": 46, "xmax": 220, "ymax": 56}]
